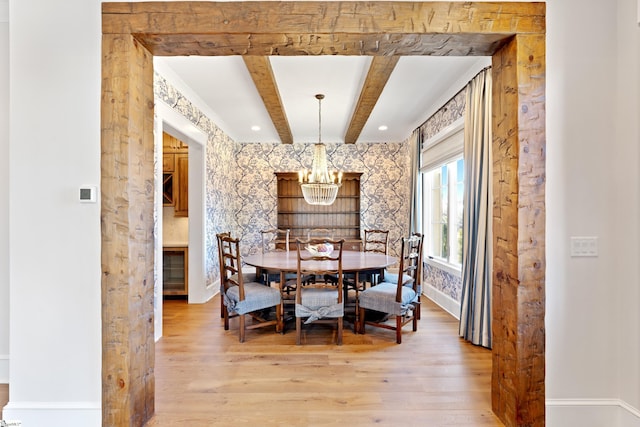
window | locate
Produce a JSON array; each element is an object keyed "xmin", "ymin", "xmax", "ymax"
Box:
[
  {"xmin": 423, "ymin": 158, "xmax": 464, "ymax": 268},
  {"xmin": 420, "ymin": 119, "xmax": 465, "ymax": 271}
]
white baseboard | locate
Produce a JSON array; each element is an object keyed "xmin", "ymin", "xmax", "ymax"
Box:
[
  {"xmin": 423, "ymin": 284, "xmax": 461, "ymax": 319},
  {"xmin": 2, "ymin": 401, "xmax": 101, "ymax": 427},
  {"xmin": 546, "ymin": 399, "xmax": 640, "ymax": 427},
  {"xmin": 0, "ymin": 355, "xmax": 7, "ymax": 383}
]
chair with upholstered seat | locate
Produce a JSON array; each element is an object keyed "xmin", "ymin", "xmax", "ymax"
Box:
[
  {"xmin": 261, "ymin": 228, "xmax": 290, "ymax": 253},
  {"xmin": 216, "ymin": 232, "xmax": 231, "ymax": 318},
  {"xmin": 381, "ymin": 232, "xmax": 423, "ymax": 319},
  {"xmin": 357, "ymin": 233, "xmax": 423, "ymax": 343},
  {"xmin": 344, "ymin": 229, "xmax": 390, "ymax": 318},
  {"xmin": 306, "ymin": 228, "xmax": 334, "ymax": 240},
  {"xmin": 304, "ymin": 228, "xmax": 337, "ymax": 286},
  {"xmin": 294, "ymin": 238, "xmax": 345, "ymax": 345},
  {"xmin": 260, "ymin": 228, "xmax": 292, "ymax": 285},
  {"xmin": 217, "ymin": 231, "xmax": 259, "ymax": 317},
  {"xmin": 219, "ymin": 235, "xmax": 282, "ymax": 342},
  {"xmin": 261, "ymin": 228, "xmax": 297, "ymax": 321},
  {"xmin": 364, "ymin": 229, "xmax": 389, "ymax": 255},
  {"xmin": 347, "ymin": 229, "xmax": 389, "ymax": 291}
]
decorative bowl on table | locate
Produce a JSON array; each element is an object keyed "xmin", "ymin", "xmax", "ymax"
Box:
[{"xmin": 306, "ymin": 243, "xmax": 334, "ymax": 257}]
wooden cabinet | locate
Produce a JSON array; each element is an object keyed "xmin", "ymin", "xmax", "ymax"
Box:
[
  {"xmin": 275, "ymin": 172, "xmax": 362, "ymax": 250},
  {"xmin": 162, "ymin": 153, "xmax": 175, "ymax": 172},
  {"xmin": 163, "ymin": 247, "xmax": 188, "ymax": 296},
  {"xmin": 174, "ymin": 153, "xmax": 188, "ymax": 217},
  {"xmin": 163, "ymin": 132, "xmax": 189, "ymax": 152},
  {"xmin": 162, "ymin": 132, "xmax": 188, "ymax": 216}
]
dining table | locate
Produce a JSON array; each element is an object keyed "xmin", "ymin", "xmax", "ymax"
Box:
[
  {"xmin": 243, "ymin": 249, "xmax": 398, "ymax": 280},
  {"xmin": 243, "ymin": 249, "xmax": 398, "ymax": 330}
]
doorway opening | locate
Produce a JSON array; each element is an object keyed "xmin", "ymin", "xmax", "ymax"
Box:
[{"xmin": 101, "ymin": 3, "xmax": 546, "ymax": 426}]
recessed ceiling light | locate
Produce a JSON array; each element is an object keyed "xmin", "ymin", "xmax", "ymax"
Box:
[
  {"xmin": 378, "ymin": 125, "xmax": 388, "ymax": 131},
  {"xmin": 251, "ymin": 125, "xmax": 261, "ymax": 131}
]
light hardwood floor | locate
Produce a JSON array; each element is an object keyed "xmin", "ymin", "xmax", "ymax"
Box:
[{"xmin": 146, "ymin": 296, "xmax": 503, "ymax": 426}]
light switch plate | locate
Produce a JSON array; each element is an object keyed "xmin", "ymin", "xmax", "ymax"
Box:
[{"xmin": 570, "ymin": 236, "xmax": 598, "ymax": 257}]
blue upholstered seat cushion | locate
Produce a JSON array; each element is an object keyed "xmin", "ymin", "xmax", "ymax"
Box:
[
  {"xmin": 295, "ymin": 287, "xmax": 343, "ymax": 323},
  {"xmin": 228, "ymin": 272, "xmax": 258, "ymax": 284},
  {"xmin": 383, "ymin": 268, "xmax": 413, "ymax": 285},
  {"xmin": 224, "ymin": 282, "xmax": 281, "ymax": 315},
  {"xmin": 358, "ymin": 282, "xmax": 418, "ymax": 316},
  {"xmin": 381, "ymin": 269, "xmax": 421, "ymax": 294},
  {"xmin": 300, "ymin": 287, "xmax": 339, "ymax": 307}
]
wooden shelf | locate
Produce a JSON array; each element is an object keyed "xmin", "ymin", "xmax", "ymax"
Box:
[
  {"xmin": 275, "ymin": 172, "xmax": 362, "ymax": 246},
  {"xmin": 162, "ymin": 132, "xmax": 189, "ymax": 216},
  {"xmin": 278, "ymin": 195, "xmax": 360, "ymax": 199},
  {"xmin": 278, "ymin": 211, "xmax": 360, "ymax": 215}
]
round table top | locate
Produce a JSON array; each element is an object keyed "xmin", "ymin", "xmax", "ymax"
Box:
[{"xmin": 243, "ymin": 250, "xmax": 397, "ymax": 273}]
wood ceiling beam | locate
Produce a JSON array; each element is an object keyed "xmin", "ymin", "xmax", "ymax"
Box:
[
  {"xmin": 103, "ymin": 2, "xmax": 546, "ymax": 36},
  {"xmin": 243, "ymin": 56, "xmax": 293, "ymax": 144},
  {"xmin": 344, "ymin": 56, "xmax": 399, "ymax": 144},
  {"xmin": 134, "ymin": 33, "xmax": 511, "ymax": 57}
]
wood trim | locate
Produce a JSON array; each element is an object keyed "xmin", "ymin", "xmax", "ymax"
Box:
[
  {"xmin": 243, "ymin": 56, "xmax": 293, "ymax": 144},
  {"xmin": 101, "ymin": 33, "xmax": 155, "ymax": 426},
  {"xmin": 125, "ymin": 33, "xmax": 516, "ymax": 57},
  {"xmin": 344, "ymin": 56, "xmax": 399, "ymax": 144},
  {"xmin": 102, "ymin": 2, "xmax": 546, "ymax": 36},
  {"xmin": 101, "ymin": 3, "xmax": 546, "ymax": 426},
  {"xmin": 491, "ymin": 33, "xmax": 546, "ymax": 426}
]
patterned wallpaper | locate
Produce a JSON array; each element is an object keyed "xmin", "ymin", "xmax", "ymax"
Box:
[
  {"xmin": 419, "ymin": 86, "xmax": 467, "ymax": 303},
  {"xmin": 420, "ymin": 88, "xmax": 466, "ymax": 143},
  {"xmin": 424, "ymin": 263, "xmax": 463, "ymax": 302},
  {"xmin": 156, "ymin": 71, "xmax": 467, "ymax": 303},
  {"xmin": 155, "ymin": 72, "xmax": 412, "ymax": 288}
]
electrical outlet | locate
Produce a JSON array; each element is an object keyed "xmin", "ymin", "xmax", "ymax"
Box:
[{"xmin": 570, "ymin": 236, "xmax": 598, "ymax": 257}]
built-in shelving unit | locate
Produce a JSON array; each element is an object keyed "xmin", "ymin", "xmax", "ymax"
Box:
[
  {"xmin": 275, "ymin": 172, "xmax": 362, "ymax": 250},
  {"xmin": 162, "ymin": 132, "xmax": 188, "ymax": 217}
]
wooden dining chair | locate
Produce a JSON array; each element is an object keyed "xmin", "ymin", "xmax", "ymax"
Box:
[
  {"xmin": 295, "ymin": 238, "xmax": 345, "ymax": 345},
  {"xmin": 345, "ymin": 229, "xmax": 390, "ymax": 312},
  {"xmin": 261, "ymin": 228, "xmax": 290, "ymax": 253},
  {"xmin": 304, "ymin": 228, "xmax": 337, "ymax": 286},
  {"xmin": 219, "ymin": 235, "xmax": 282, "ymax": 342},
  {"xmin": 306, "ymin": 228, "xmax": 334, "ymax": 240},
  {"xmin": 216, "ymin": 231, "xmax": 260, "ymax": 318},
  {"xmin": 357, "ymin": 233, "xmax": 423, "ymax": 343},
  {"xmin": 361, "ymin": 229, "xmax": 390, "ymax": 286},
  {"xmin": 216, "ymin": 232, "xmax": 231, "ymax": 318},
  {"xmin": 382, "ymin": 232, "xmax": 424, "ymax": 319},
  {"xmin": 259, "ymin": 228, "xmax": 292, "ymax": 284},
  {"xmin": 260, "ymin": 228, "xmax": 296, "ymax": 320},
  {"xmin": 364, "ymin": 229, "xmax": 389, "ymax": 254}
]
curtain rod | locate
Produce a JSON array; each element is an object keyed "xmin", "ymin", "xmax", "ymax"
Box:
[{"xmin": 416, "ymin": 65, "xmax": 492, "ymax": 132}]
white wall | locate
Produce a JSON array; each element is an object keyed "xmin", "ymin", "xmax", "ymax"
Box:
[
  {"xmin": 1, "ymin": 0, "xmax": 639, "ymax": 426},
  {"xmin": 0, "ymin": 0, "xmax": 10, "ymax": 385},
  {"xmin": 3, "ymin": 0, "xmax": 102, "ymax": 424},
  {"xmin": 614, "ymin": 0, "xmax": 640, "ymax": 417},
  {"xmin": 545, "ymin": 0, "xmax": 640, "ymax": 425}
]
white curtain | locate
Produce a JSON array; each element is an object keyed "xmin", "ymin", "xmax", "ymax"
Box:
[
  {"xmin": 408, "ymin": 128, "xmax": 422, "ymax": 235},
  {"xmin": 459, "ymin": 68, "xmax": 492, "ymax": 348}
]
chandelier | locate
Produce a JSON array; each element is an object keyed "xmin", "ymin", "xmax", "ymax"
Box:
[{"xmin": 298, "ymin": 94, "xmax": 342, "ymax": 205}]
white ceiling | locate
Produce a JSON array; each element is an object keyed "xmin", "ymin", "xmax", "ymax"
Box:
[{"xmin": 154, "ymin": 55, "xmax": 491, "ymax": 144}]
